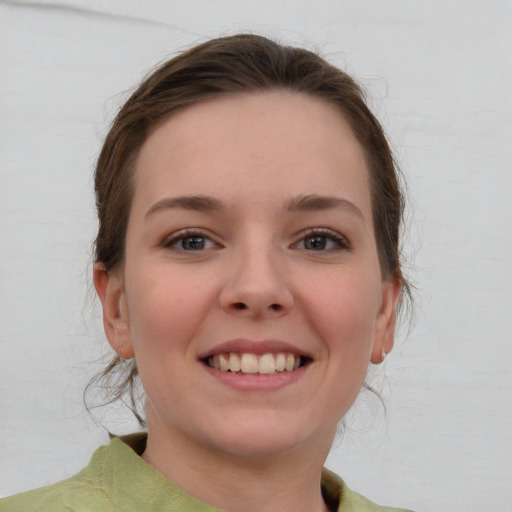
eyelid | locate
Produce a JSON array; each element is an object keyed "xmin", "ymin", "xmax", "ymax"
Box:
[
  {"xmin": 292, "ymin": 227, "xmax": 351, "ymax": 250},
  {"xmin": 163, "ymin": 228, "xmax": 222, "ymax": 250},
  {"xmin": 162, "ymin": 227, "xmax": 349, "ymax": 251}
]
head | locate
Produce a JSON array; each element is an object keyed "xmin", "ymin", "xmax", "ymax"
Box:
[{"xmin": 90, "ymin": 34, "xmax": 409, "ymax": 428}]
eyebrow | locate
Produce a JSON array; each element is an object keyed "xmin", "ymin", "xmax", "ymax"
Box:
[
  {"xmin": 284, "ymin": 194, "xmax": 365, "ymax": 221},
  {"xmin": 145, "ymin": 193, "xmax": 364, "ymax": 222},
  {"xmin": 145, "ymin": 195, "xmax": 224, "ymax": 218}
]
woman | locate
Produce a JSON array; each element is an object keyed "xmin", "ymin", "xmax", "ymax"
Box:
[{"xmin": 1, "ymin": 34, "xmax": 413, "ymax": 511}]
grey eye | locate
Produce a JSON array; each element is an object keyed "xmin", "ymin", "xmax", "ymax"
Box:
[
  {"xmin": 180, "ymin": 236, "xmax": 207, "ymax": 250},
  {"xmin": 303, "ymin": 236, "xmax": 328, "ymax": 250},
  {"xmin": 166, "ymin": 232, "xmax": 218, "ymax": 251}
]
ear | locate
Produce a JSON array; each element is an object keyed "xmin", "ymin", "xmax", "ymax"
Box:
[
  {"xmin": 371, "ymin": 277, "xmax": 401, "ymax": 365},
  {"xmin": 93, "ymin": 263, "xmax": 135, "ymax": 359}
]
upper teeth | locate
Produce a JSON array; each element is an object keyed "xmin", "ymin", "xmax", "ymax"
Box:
[{"xmin": 207, "ymin": 352, "xmax": 301, "ymax": 374}]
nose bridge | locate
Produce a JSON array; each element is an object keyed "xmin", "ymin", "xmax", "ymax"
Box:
[{"xmin": 220, "ymin": 229, "xmax": 292, "ymax": 316}]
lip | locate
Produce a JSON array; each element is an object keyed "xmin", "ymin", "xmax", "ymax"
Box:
[
  {"xmin": 202, "ymin": 361, "xmax": 311, "ymax": 391},
  {"xmin": 198, "ymin": 338, "xmax": 313, "ymax": 392},
  {"xmin": 197, "ymin": 338, "xmax": 312, "ymax": 359}
]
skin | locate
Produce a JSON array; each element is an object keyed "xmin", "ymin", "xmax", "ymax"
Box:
[{"xmin": 94, "ymin": 91, "xmax": 400, "ymax": 512}]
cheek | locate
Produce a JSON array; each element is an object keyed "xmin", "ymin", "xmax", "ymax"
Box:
[
  {"xmin": 123, "ymin": 270, "xmax": 215, "ymax": 406},
  {"xmin": 125, "ymin": 267, "xmax": 214, "ymax": 358},
  {"xmin": 299, "ymin": 279, "xmax": 380, "ymax": 423},
  {"xmin": 303, "ymin": 270, "xmax": 380, "ymax": 355}
]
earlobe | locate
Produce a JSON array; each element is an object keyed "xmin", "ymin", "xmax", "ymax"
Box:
[
  {"xmin": 371, "ymin": 277, "xmax": 401, "ymax": 364},
  {"xmin": 93, "ymin": 263, "xmax": 135, "ymax": 359}
]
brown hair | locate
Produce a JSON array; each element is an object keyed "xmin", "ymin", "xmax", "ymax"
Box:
[{"xmin": 88, "ymin": 33, "xmax": 410, "ymax": 425}]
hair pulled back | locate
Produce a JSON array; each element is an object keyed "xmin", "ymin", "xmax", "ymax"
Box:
[{"xmin": 90, "ymin": 34, "xmax": 409, "ymax": 425}]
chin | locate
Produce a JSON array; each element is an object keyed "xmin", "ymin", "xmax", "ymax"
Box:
[
  {"xmin": 214, "ymin": 435, "xmax": 303, "ymax": 460},
  {"xmin": 200, "ymin": 417, "xmax": 329, "ymax": 461}
]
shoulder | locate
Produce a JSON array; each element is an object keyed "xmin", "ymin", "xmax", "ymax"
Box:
[
  {"xmin": 0, "ymin": 476, "xmax": 115, "ymax": 512},
  {"xmin": 321, "ymin": 468, "xmax": 415, "ymax": 512},
  {"xmin": 341, "ymin": 487, "xmax": 415, "ymax": 512},
  {"xmin": 0, "ymin": 479, "xmax": 113, "ymax": 512},
  {"xmin": 0, "ymin": 443, "xmax": 116, "ymax": 512},
  {"xmin": 0, "ymin": 434, "xmax": 219, "ymax": 512}
]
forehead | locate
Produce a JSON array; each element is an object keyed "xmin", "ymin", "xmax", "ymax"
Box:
[{"xmin": 132, "ymin": 91, "xmax": 371, "ymax": 213}]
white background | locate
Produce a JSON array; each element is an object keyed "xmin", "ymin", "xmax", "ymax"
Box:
[{"xmin": 1, "ymin": 1, "xmax": 511, "ymax": 510}]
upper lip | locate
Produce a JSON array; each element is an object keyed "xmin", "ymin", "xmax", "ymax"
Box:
[{"xmin": 198, "ymin": 339, "xmax": 312, "ymax": 359}]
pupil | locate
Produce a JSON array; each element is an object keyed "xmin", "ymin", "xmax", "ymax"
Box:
[
  {"xmin": 183, "ymin": 237, "xmax": 204, "ymax": 250},
  {"xmin": 306, "ymin": 236, "xmax": 326, "ymax": 250}
]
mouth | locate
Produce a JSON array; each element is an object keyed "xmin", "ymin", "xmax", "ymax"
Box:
[{"xmin": 203, "ymin": 352, "xmax": 312, "ymax": 375}]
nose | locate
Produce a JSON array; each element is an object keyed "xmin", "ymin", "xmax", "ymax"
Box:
[{"xmin": 219, "ymin": 242, "xmax": 293, "ymax": 319}]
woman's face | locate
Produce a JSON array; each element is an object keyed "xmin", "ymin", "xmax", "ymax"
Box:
[{"xmin": 98, "ymin": 91, "xmax": 399, "ymax": 459}]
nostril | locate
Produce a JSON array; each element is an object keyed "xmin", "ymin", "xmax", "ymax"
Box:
[{"xmin": 226, "ymin": 302, "xmax": 285, "ymax": 313}]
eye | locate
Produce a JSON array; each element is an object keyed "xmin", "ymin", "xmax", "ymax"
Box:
[
  {"xmin": 294, "ymin": 229, "xmax": 350, "ymax": 252},
  {"xmin": 164, "ymin": 229, "xmax": 219, "ymax": 251}
]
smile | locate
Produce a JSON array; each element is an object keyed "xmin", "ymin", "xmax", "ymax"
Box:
[{"xmin": 205, "ymin": 352, "xmax": 311, "ymax": 375}]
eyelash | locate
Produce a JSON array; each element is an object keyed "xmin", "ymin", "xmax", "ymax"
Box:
[
  {"xmin": 293, "ymin": 228, "xmax": 350, "ymax": 252},
  {"xmin": 163, "ymin": 229, "xmax": 219, "ymax": 251},
  {"xmin": 163, "ymin": 228, "xmax": 350, "ymax": 253}
]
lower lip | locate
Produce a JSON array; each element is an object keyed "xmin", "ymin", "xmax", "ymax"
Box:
[{"xmin": 202, "ymin": 363, "xmax": 310, "ymax": 391}]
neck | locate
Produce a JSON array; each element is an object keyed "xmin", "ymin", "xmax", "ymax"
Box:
[{"xmin": 141, "ymin": 415, "xmax": 336, "ymax": 512}]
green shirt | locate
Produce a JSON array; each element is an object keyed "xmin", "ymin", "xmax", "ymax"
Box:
[{"xmin": 0, "ymin": 434, "xmax": 413, "ymax": 512}]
